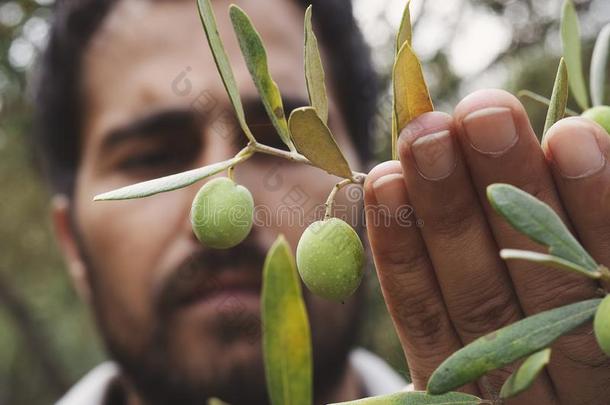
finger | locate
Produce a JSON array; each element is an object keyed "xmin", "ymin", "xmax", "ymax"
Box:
[
  {"xmin": 397, "ymin": 112, "xmax": 555, "ymax": 400},
  {"xmin": 543, "ymin": 117, "xmax": 610, "ymax": 287},
  {"xmin": 453, "ymin": 89, "xmax": 600, "ymax": 403},
  {"xmin": 364, "ymin": 160, "xmax": 479, "ymax": 394}
]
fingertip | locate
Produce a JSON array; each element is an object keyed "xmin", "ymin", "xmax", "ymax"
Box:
[
  {"xmin": 365, "ymin": 160, "xmax": 403, "ymax": 191},
  {"xmin": 454, "ymin": 89, "xmax": 524, "ymax": 124},
  {"xmin": 397, "ymin": 111, "xmax": 454, "ymax": 148}
]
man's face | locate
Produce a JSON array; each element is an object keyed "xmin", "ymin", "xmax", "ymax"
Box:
[{"xmin": 67, "ymin": 0, "xmax": 363, "ymax": 403}]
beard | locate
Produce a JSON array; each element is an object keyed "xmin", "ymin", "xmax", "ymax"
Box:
[{"xmin": 71, "ymin": 217, "xmax": 365, "ymax": 405}]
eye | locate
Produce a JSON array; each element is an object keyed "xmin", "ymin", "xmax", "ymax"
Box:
[{"xmin": 118, "ymin": 150, "xmax": 176, "ymax": 171}]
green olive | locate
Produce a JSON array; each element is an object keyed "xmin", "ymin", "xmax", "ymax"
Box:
[
  {"xmin": 581, "ymin": 106, "xmax": 610, "ymax": 135},
  {"xmin": 190, "ymin": 177, "xmax": 254, "ymax": 249},
  {"xmin": 594, "ymin": 294, "xmax": 610, "ymax": 356},
  {"xmin": 296, "ymin": 218, "xmax": 364, "ymax": 301}
]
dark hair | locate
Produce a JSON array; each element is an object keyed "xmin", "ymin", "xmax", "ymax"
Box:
[{"xmin": 32, "ymin": 0, "xmax": 378, "ymax": 196}]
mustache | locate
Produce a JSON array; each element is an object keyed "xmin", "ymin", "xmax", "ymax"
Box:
[{"xmin": 155, "ymin": 237, "xmax": 268, "ymax": 319}]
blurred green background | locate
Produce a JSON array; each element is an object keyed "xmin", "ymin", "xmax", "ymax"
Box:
[{"xmin": 0, "ymin": 0, "xmax": 608, "ymax": 403}]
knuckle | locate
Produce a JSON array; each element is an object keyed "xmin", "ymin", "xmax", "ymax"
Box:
[
  {"xmin": 450, "ymin": 287, "xmax": 520, "ymax": 337},
  {"xmin": 520, "ymin": 269, "xmax": 597, "ymax": 312},
  {"xmin": 425, "ymin": 196, "xmax": 480, "ymax": 240}
]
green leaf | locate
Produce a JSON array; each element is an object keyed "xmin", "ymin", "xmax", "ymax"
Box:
[
  {"xmin": 93, "ymin": 156, "xmax": 243, "ymax": 201},
  {"xmin": 328, "ymin": 391, "xmax": 483, "ymax": 405},
  {"xmin": 500, "ymin": 249, "xmax": 602, "ymax": 279},
  {"xmin": 262, "ymin": 235, "xmax": 312, "ymax": 405},
  {"xmin": 395, "ymin": 0, "xmax": 412, "ymax": 54},
  {"xmin": 543, "ymin": 58, "xmax": 569, "ymax": 138},
  {"xmin": 229, "ymin": 5, "xmax": 296, "ymax": 151},
  {"xmin": 594, "ymin": 294, "xmax": 610, "ymax": 356},
  {"xmin": 561, "ymin": 0, "xmax": 589, "ymax": 110},
  {"xmin": 487, "ymin": 183, "xmax": 598, "ymax": 272},
  {"xmin": 304, "ymin": 6, "xmax": 328, "ymax": 124},
  {"xmin": 288, "ymin": 107, "xmax": 353, "ymax": 178},
  {"xmin": 499, "ymin": 349, "xmax": 551, "ymax": 399},
  {"xmin": 392, "ymin": 40, "xmax": 434, "ymax": 160},
  {"xmin": 427, "ymin": 298, "xmax": 601, "ymax": 395},
  {"xmin": 196, "ymin": 0, "xmax": 255, "ymax": 143},
  {"xmin": 590, "ymin": 23, "xmax": 610, "ymax": 107}
]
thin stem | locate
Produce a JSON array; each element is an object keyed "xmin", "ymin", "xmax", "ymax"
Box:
[
  {"xmin": 251, "ymin": 142, "xmax": 367, "ymax": 183},
  {"xmin": 518, "ymin": 90, "xmax": 579, "ymax": 116},
  {"xmin": 324, "ymin": 178, "xmax": 354, "ymax": 219},
  {"xmin": 599, "ymin": 265, "xmax": 610, "ymax": 286}
]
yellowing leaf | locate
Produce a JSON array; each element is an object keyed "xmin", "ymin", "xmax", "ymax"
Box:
[
  {"xmin": 392, "ymin": 40, "xmax": 433, "ymax": 159},
  {"xmin": 196, "ymin": 0, "xmax": 255, "ymax": 143},
  {"xmin": 288, "ymin": 107, "xmax": 353, "ymax": 179},
  {"xmin": 395, "ymin": 0, "xmax": 412, "ymax": 54},
  {"xmin": 262, "ymin": 236, "xmax": 312, "ymax": 405},
  {"xmin": 543, "ymin": 58, "xmax": 569, "ymax": 138},
  {"xmin": 304, "ymin": 5, "xmax": 328, "ymax": 124},
  {"xmin": 229, "ymin": 5, "xmax": 296, "ymax": 151},
  {"xmin": 561, "ymin": 0, "xmax": 589, "ymax": 110}
]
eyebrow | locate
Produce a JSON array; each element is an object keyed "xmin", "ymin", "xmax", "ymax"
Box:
[{"xmin": 100, "ymin": 95, "xmax": 311, "ymax": 153}]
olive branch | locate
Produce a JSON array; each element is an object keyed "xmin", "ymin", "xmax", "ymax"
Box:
[{"xmin": 92, "ymin": 0, "xmax": 610, "ymax": 404}]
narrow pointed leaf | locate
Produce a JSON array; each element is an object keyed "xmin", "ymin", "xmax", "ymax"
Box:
[
  {"xmin": 590, "ymin": 23, "xmax": 610, "ymax": 107},
  {"xmin": 500, "ymin": 249, "xmax": 602, "ymax": 279},
  {"xmin": 329, "ymin": 391, "xmax": 482, "ymax": 405},
  {"xmin": 229, "ymin": 5, "xmax": 295, "ymax": 151},
  {"xmin": 561, "ymin": 0, "xmax": 589, "ymax": 110},
  {"xmin": 428, "ymin": 298, "xmax": 601, "ymax": 394},
  {"xmin": 262, "ymin": 236, "xmax": 312, "ymax": 405},
  {"xmin": 543, "ymin": 58, "xmax": 569, "ymax": 138},
  {"xmin": 594, "ymin": 294, "xmax": 610, "ymax": 356},
  {"xmin": 289, "ymin": 107, "xmax": 352, "ymax": 178},
  {"xmin": 304, "ymin": 5, "xmax": 328, "ymax": 124},
  {"xmin": 196, "ymin": 0, "xmax": 255, "ymax": 143},
  {"xmin": 393, "ymin": 40, "xmax": 433, "ymax": 151},
  {"xmin": 395, "ymin": 0, "xmax": 412, "ymax": 54},
  {"xmin": 500, "ymin": 349, "xmax": 551, "ymax": 399},
  {"xmin": 517, "ymin": 90, "xmax": 578, "ymax": 117},
  {"xmin": 487, "ymin": 183, "xmax": 598, "ymax": 272},
  {"xmin": 94, "ymin": 156, "xmax": 241, "ymax": 201}
]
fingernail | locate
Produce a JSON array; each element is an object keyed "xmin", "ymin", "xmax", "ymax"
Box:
[
  {"xmin": 373, "ymin": 173, "xmax": 407, "ymax": 216},
  {"xmin": 548, "ymin": 127, "xmax": 605, "ymax": 179},
  {"xmin": 411, "ymin": 130, "xmax": 456, "ymax": 180},
  {"xmin": 463, "ymin": 107, "xmax": 518, "ymax": 155}
]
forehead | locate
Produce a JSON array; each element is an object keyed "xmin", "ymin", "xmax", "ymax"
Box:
[{"xmin": 81, "ymin": 0, "xmax": 307, "ymax": 144}]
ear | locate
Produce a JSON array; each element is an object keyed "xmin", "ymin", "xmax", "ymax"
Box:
[{"xmin": 51, "ymin": 194, "xmax": 92, "ymax": 304}]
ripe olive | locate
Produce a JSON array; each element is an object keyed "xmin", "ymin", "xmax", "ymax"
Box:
[
  {"xmin": 594, "ymin": 294, "xmax": 610, "ymax": 356},
  {"xmin": 296, "ymin": 218, "xmax": 364, "ymax": 301},
  {"xmin": 582, "ymin": 106, "xmax": 610, "ymax": 135},
  {"xmin": 190, "ymin": 177, "xmax": 254, "ymax": 249}
]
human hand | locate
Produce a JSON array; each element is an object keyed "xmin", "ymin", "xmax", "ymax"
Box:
[{"xmin": 364, "ymin": 89, "xmax": 610, "ymax": 404}]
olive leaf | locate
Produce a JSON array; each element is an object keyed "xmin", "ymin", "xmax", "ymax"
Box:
[
  {"xmin": 561, "ymin": 0, "xmax": 589, "ymax": 110},
  {"xmin": 543, "ymin": 58, "xmax": 568, "ymax": 138},
  {"xmin": 594, "ymin": 294, "xmax": 610, "ymax": 356},
  {"xmin": 392, "ymin": 40, "xmax": 433, "ymax": 160},
  {"xmin": 288, "ymin": 107, "xmax": 353, "ymax": 179},
  {"xmin": 395, "ymin": 0, "xmax": 412, "ymax": 54},
  {"xmin": 328, "ymin": 391, "xmax": 483, "ymax": 405},
  {"xmin": 207, "ymin": 398, "xmax": 230, "ymax": 405},
  {"xmin": 487, "ymin": 183, "xmax": 598, "ymax": 273},
  {"xmin": 391, "ymin": 0, "xmax": 416, "ymax": 160},
  {"xmin": 500, "ymin": 249, "xmax": 602, "ymax": 280},
  {"xmin": 262, "ymin": 235, "xmax": 313, "ymax": 405},
  {"xmin": 517, "ymin": 90, "xmax": 578, "ymax": 117},
  {"xmin": 427, "ymin": 298, "xmax": 601, "ymax": 395},
  {"xmin": 590, "ymin": 23, "xmax": 610, "ymax": 107},
  {"xmin": 93, "ymin": 155, "xmax": 244, "ymax": 201},
  {"xmin": 304, "ymin": 5, "xmax": 328, "ymax": 124},
  {"xmin": 196, "ymin": 0, "xmax": 255, "ymax": 143},
  {"xmin": 499, "ymin": 348, "xmax": 551, "ymax": 399},
  {"xmin": 229, "ymin": 5, "xmax": 296, "ymax": 152}
]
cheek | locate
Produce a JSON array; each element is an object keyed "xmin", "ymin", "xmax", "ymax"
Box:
[{"xmin": 75, "ymin": 181, "xmax": 194, "ymax": 328}]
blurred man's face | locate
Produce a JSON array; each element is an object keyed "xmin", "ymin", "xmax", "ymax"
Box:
[{"xmin": 65, "ymin": 0, "xmax": 363, "ymax": 403}]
